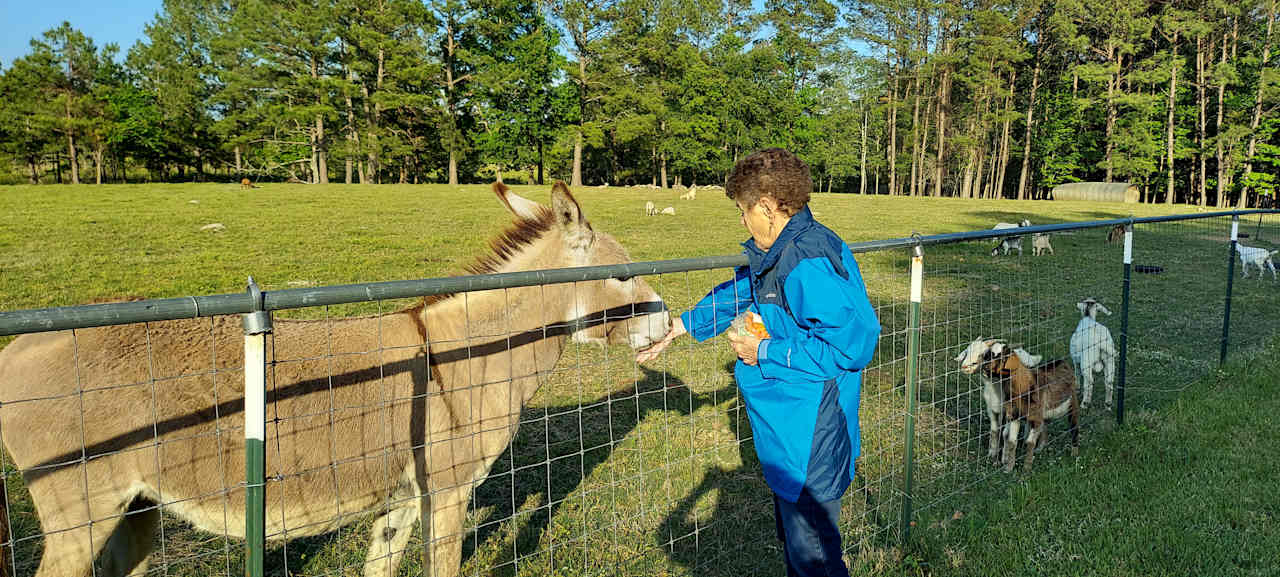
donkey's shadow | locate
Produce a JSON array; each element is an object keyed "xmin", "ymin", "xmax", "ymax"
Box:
[{"xmin": 462, "ymin": 364, "xmax": 735, "ymax": 570}]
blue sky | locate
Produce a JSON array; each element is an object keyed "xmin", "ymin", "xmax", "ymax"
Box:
[{"xmin": 1, "ymin": 0, "xmax": 163, "ymax": 67}]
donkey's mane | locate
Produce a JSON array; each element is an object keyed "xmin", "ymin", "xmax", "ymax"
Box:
[{"xmin": 420, "ymin": 205, "xmax": 555, "ymax": 308}]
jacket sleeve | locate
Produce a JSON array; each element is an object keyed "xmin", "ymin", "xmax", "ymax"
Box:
[
  {"xmin": 757, "ymin": 255, "xmax": 880, "ymax": 381},
  {"xmin": 680, "ymin": 265, "xmax": 753, "ymax": 342}
]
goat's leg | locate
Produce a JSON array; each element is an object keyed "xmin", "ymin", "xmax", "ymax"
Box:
[
  {"xmin": 1001, "ymin": 420, "xmax": 1020, "ymax": 473},
  {"xmin": 1069, "ymin": 393, "xmax": 1081, "ymax": 458},
  {"xmin": 1104, "ymin": 358, "xmax": 1117, "ymax": 410},
  {"xmin": 100, "ymin": 501, "xmax": 160, "ymax": 577},
  {"xmin": 987, "ymin": 409, "xmax": 1002, "ymax": 461},
  {"xmin": 1023, "ymin": 421, "xmax": 1040, "ymax": 471},
  {"xmin": 1079, "ymin": 367, "xmax": 1094, "ymax": 410}
]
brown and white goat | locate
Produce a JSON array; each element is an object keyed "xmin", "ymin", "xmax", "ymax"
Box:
[{"xmin": 981, "ymin": 344, "xmax": 1080, "ymax": 472}]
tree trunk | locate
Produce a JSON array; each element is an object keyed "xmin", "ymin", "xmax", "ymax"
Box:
[
  {"xmin": 573, "ymin": 46, "xmax": 587, "ymax": 188},
  {"xmin": 1241, "ymin": 0, "xmax": 1276, "ymax": 208},
  {"xmin": 1167, "ymin": 30, "xmax": 1180, "ymax": 205},
  {"xmin": 660, "ymin": 150, "xmax": 668, "ymax": 189},
  {"xmin": 65, "ymin": 97, "xmax": 79, "ymax": 185},
  {"xmin": 887, "ymin": 57, "xmax": 898, "ymax": 196},
  {"xmin": 860, "ymin": 106, "xmax": 868, "ymax": 195},
  {"xmin": 235, "ymin": 144, "xmax": 243, "ymax": 176},
  {"xmin": 1018, "ymin": 56, "xmax": 1041, "ymax": 201},
  {"xmin": 1105, "ymin": 48, "xmax": 1119, "ymax": 183},
  {"xmin": 29, "ymin": 157, "xmax": 39, "ymax": 184},
  {"xmin": 995, "ymin": 69, "xmax": 1016, "ymax": 200},
  {"xmin": 934, "ymin": 55, "xmax": 951, "ymax": 198},
  {"xmin": 1198, "ymin": 35, "xmax": 1209, "ymax": 206},
  {"xmin": 1216, "ymin": 30, "xmax": 1229, "ymax": 208},
  {"xmin": 909, "ymin": 67, "xmax": 923, "ymax": 197},
  {"xmin": 311, "ymin": 54, "xmax": 328, "ymax": 185},
  {"xmin": 94, "ymin": 146, "xmax": 103, "ymax": 185}
]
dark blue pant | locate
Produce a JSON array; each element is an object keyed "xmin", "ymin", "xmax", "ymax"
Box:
[{"xmin": 773, "ymin": 491, "xmax": 849, "ymax": 577}]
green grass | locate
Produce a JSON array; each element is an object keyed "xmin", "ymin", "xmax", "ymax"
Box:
[
  {"xmin": 906, "ymin": 339, "xmax": 1280, "ymax": 577},
  {"xmin": 0, "ymin": 183, "xmax": 1277, "ymax": 577}
]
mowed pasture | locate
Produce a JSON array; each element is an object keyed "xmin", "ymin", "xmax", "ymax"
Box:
[{"xmin": 0, "ymin": 183, "xmax": 1277, "ymax": 576}]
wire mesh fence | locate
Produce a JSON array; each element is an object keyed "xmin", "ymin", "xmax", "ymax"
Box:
[{"xmin": 0, "ymin": 210, "xmax": 1275, "ymax": 577}]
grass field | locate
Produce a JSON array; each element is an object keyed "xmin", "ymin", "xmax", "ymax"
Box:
[{"xmin": 0, "ymin": 183, "xmax": 1277, "ymax": 576}]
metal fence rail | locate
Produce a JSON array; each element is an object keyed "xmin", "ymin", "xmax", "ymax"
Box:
[{"xmin": 0, "ymin": 209, "xmax": 1275, "ymax": 577}]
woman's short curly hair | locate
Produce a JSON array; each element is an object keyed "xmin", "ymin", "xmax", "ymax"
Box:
[{"xmin": 725, "ymin": 148, "xmax": 812, "ymax": 215}]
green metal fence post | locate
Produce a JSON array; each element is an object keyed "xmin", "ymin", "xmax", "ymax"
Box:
[
  {"xmin": 900, "ymin": 240, "xmax": 923, "ymax": 542},
  {"xmin": 1220, "ymin": 215, "xmax": 1239, "ymax": 366},
  {"xmin": 242, "ymin": 278, "xmax": 271, "ymax": 577},
  {"xmin": 1117, "ymin": 222, "xmax": 1132, "ymax": 426}
]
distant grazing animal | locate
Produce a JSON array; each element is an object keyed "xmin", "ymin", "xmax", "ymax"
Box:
[
  {"xmin": 680, "ymin": 186, "xmax": 697, "ymax": 200},
  {"xmin": 240, "ymin": 178, "xmax": 259, "ymax": 189},
  {"xmin": 991, "ymin": 219, "xmax": 1031, "ymax": 256},
  {"xmin": 660, "ymin": 206, "xmax": 676, "ymax": 215},
  {"xmin": 1032, "ymin": 233, "xmax": 1054, "ymax": 256},
  {"xmin": 645, "ymin": 200, "xmax": 657, "ymax": 216},
  {"xmin": 1106, "ymin": 224, "xmax": 1126, "ymax": 244},
  {"xmin": 1234, "ymin": 244, "xmax": 1278, "ymax": 280},
  {"xmin": 955, "ymin": 338, "xmax": 1044, "ymax": 462},
  {"xmin": 1069, "ymin": 298, "xmax": 1117, "ymax": 410},
  {"xmin": 980, "ymin": 343, "xmax": 1080, "ymax": 472},
  {"xmin": 0, "ymin": 181, "xmax": 671, "ymax": 577}
]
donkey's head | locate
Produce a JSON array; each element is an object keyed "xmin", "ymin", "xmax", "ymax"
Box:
[{"xmin": 492, "ymin": 181, "xmax": 670, "ymax": 349}]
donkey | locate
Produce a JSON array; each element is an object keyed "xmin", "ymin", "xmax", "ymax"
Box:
[{"xmin": 0, "ymin": 181, "xmax": 670, "ymax": 577}]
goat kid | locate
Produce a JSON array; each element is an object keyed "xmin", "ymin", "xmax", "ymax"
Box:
[
  {"xmin": 1032, "ymin": 233, "xmax": 1054, "ymax": 256},
  {"xmin": 955, "ymin": 338, "xmax": 1043, "ymax": 462},
  {"xmin": 991, "ymin": 219, "xmax": 1031, "ymax": 256},
  {"xmin": 981, "ymin": 344, "xmax": 1080, "ymax": 472},
  {"xmin": 1069, "ymin": 298, "xmax": 1118, "ymax": 410},
  {"xmin": 1235, "ymin": 244, "xmax": 1278, "ymax": 281}
]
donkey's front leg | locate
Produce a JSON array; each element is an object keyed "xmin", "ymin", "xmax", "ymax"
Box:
[
  {"xmin": 364, "ymin": 469, "xmax": 423, "ymax": 577},
  {"xmin": 421, "ymin": 484, "xmax": 472, "ymax": 577}
]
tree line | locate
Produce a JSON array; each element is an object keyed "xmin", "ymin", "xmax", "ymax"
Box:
[{"xmin": 0, "ymin": 0, "xmax": 1277, "ymax": 206}]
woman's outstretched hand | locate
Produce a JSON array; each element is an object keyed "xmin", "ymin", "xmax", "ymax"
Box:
[{"xmin": 635, "ymin": 316, "xmax": 687, "ymax": 364}]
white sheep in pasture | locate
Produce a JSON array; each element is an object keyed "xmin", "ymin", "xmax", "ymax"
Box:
[
  {"xmin": 990, "ymin": 219, "xmax": 1031, "ymax": 256},
  {"xmin": 1235, "ymin": 244, "xmax": 1278, "ymax": 281},
  {"xmin": 680, "ymin": 185, "xmax": 697, "ymax": 200},
  {"xmin": 1069, "ymin": 298, "xmax": 1117, "ymax": 410},
  {"xmin": 660, "ymin": 206, "xmax": 676, "ymax": 215},
  {"xmin": 645, "ymin": 201, "xmax": 657, "ymax": 216},
  {"xmin": 955, "ymin": 337, "xmax": 1043, "ymax": 462}
]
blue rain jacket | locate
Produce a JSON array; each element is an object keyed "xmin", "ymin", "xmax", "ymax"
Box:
[{"xmin": 680, "ymin": 207, "xmax": 880, "ymax": 503}]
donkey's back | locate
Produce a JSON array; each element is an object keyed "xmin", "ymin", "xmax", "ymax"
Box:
[{"xmin": 0, "ymin": 311, "xmax": 428, "ymax": 577}]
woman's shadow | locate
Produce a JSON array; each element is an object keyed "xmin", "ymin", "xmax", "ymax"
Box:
[
  {"xmin": 463, "ymin": 363, "xmax": 736, "ymax": 570},
  {"xmin": 654, "ymin": 365, "xmax": 893, "ymax": 575}
]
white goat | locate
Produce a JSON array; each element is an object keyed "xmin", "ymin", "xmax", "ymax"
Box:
[
  {"xmin": 1235, "ymin": 244, "xmax": 1278, "ymax": 281},
  {"xmin": 991, "ymin": 219, "xmax": 1031, "ymax": 256},
  {"xmin": 1069, "ymin": 298, "xmax": 1117, "ymax": 410},
  {"xmin": 645, "ymin": 200, "xmax": 657, "ymax": 216},
  {"xmin": 1032, "ymin": 233, "xmax": 1054, "ymax": 256},
  {"xmin": 955, "ymin": 337, "xmax": 1043, "ymax": 462},
  {"xmin": 660, "ymin": 206, "xmax": 676, "ymax": 215}
]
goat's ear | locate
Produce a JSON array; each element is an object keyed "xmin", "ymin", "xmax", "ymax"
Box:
[
  {"xmin": 990, "ymin": 342, "xmax": 1005, "ymax": 356},
  {"xmin": 1097, "ymin": 304, "xmax": 1113, "ymax": 316},
  {"xmin": 1076, "ymin": 301, "xmax": 1087, "ymax": 314}
]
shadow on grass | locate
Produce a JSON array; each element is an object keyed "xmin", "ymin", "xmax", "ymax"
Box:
[{"xmin": 462, "ymin": 365, "xmax": 737, "ymax": 572}]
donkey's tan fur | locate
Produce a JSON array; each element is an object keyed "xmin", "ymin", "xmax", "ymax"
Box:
[{"xmin": 0, "ymin": 182, "xmax": 669, "ymax": 577}]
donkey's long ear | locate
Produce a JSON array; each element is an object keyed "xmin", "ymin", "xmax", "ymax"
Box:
[
  {"xmin": 551, "ymin": 181, "xmax": 592, "ymax": 233},
  {"xmin": 494, "ymin": 182, "xmax": 545, "ymax": 220}
]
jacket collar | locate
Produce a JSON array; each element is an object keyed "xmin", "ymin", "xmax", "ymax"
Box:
[{"xmin": 742, "ymin": 205, "xmax": 815, "ymax": 277}]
